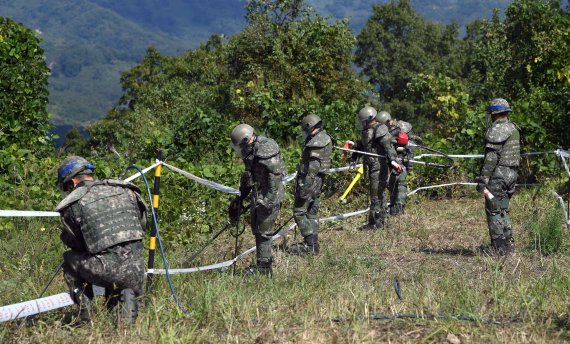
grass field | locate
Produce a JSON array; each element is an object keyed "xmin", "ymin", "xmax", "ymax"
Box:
[{"xmin": 1, "ymin": 186, "xmax": 570, "ymax": 343}]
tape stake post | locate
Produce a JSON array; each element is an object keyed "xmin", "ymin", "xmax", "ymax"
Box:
[
  {"xmin": 146, "ymin": 149, "xmax": 162, "ymax": 294},
  {"xmin": 339, "ymin": 165, "xmax": 364, "ymax": 202}
]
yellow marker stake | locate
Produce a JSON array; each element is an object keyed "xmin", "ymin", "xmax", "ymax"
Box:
[{"xmin": 339, "ymin": 165, "xmax": 364, "ymax": 202}]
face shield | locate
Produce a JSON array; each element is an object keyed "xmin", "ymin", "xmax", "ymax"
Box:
[
  {"xmin": 231, "ymin": 141, "xmax": 254, "ymax": 159},
  {"xmin": 301, "ymin": 126, "xmax": 311, "ymax": 141},
  {"xmin": 356, "ymin": 115, "xmax": 367, "ymax": 131}
]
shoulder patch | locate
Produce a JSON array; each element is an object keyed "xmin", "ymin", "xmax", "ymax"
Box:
[
  {"xmin": 374, "ymin": 124, "xmax": 389, "ymax": 139},
  {"xmin": 306, "ymin": 130, "xmax": 332, "ymax": 148},
  {"xmin": 254, "ymin": 136, "xmax": 280, "ymax": 158},
  {"xmin": 55, "ymin": 185, "xmax": 91, "ymax": 212},
  {"xmin": 485, "ymin": 121, "xmax": 516, "ymax": 143},
  {"xmin": 103, "ymin": 179, "xmax": 142, "ymax": 194},
  {"xmin": 397, "ymin": 121, "xmax": 412, "ymax": 134}
]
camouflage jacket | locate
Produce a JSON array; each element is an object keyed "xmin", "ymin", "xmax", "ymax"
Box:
[
  {"xmin": 240, "ymin": 136, "xmax": 286, "ymax": 209},
  {"xmin": 354, "ymin": 122, "xmax": 397, "ymax": 162},
  {"xmin": 56, "ymin": 179, "xmax": 148, "ymax": 254},
  {"xmin": 297, "ymin": 129, "xmax": 333, "ymax": 177},
  {"xmin": 480, "ymin": 118, "xmax": 521, "ymax": 178}
]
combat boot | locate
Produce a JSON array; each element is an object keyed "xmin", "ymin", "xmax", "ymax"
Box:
[
  {"xmin": 118, "ymin": 288, "xmax": 138, "ymax": 325},
  {"xmin": 76, "ymin": 289, "xmax": 92, "ymax": 323},
  {"xmin": 389, "ymin": 204, "xmax": 405, "ymax": 215},
  {"xmin": 244, "ymin": 260, "xmax": 273, "ymax": 277},
  {"xmin": 65, "ymin": 273, "xmax": 93, "ymax": 323},
  {"xmin": 287, "ymin": 234, "xmax": 320, "ymax": 255}
]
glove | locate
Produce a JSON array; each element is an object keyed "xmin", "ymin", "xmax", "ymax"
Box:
[
  {"xmin": 390, "ymin": 161, "xmax": 402, "ymax": 174},
  {"xmin": 474, "ymin": 176, "xmax": 488, "ymax": 193},
  {"xmin": 228, "ymin": 197, "xmax": 242, "ymax": 224}
]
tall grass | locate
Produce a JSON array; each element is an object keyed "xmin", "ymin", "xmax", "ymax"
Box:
[{"xmin": 1, "ymin": 189, "xmax": 570, "ymax": 343}]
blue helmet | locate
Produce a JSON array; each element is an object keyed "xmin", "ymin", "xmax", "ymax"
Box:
[
  {"xmin": 57, "ymin": 155, "xmax": 95, "ymax": 191},
  {"xmin": 487, "ymin": 98, "xmax": 512, "ymax": 115}
]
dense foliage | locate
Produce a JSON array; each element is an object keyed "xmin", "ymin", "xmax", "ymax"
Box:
[
  {"xmin": 0, "ymin": 0, "xmax": 513, "ymax": 128},
  {"xmin": 3, "ymin": 0, "xmax": 569, "ymax": 242},
  {"xmin": 355, "ymin": 0, "xmax": 569, "ymax": 182},
  {"xmin": 0, "ymin": 17, "xmax": 57, "ymax": 225}
]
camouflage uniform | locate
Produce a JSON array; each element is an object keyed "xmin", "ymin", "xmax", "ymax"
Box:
[
  {"xmin": 387, "ymin": 120, "xmax": 419, "ymax": 215},
  {"xmin": 352, "ymin": 123, "xmax": 397, "ymax": 228},
  {"xmin": 238, "ymin": 136, "xmax": 286, "ymax": 271},
  {"xmin": 292, "ymin": 129, "xmax": 332, "ymax": 252},
  {"xmin": 477, "ymin": 117, "xmax": 520, "ymax": 252},
  {"xmin": 56, "ymin": 179, "xmax": 147, "ymax": 321}
]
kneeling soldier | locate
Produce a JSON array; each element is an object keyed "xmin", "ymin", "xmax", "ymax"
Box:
[{"xmin": 56, "ymin": 156, "xmax": 147, "ymax": 324}]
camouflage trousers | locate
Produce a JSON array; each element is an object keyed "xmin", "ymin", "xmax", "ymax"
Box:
[
  {"xmin": 251, "ymin": 202, "xmax": 281, "ymax": 264},
  {"xmin": 388, "ymin": 166, "xmax": 408, "ymax": 208},
  {"xmin": 366, "ymin": 157, "xmax": 389, "ymax": 226},
  {"xmin": 485, "ymin": 166, "xmax": 517, "ymax": 240},
  {"xmin": 63, "ymin": 240, "xmax": 145, "ymax": 298},
  {"xmin": 293, "ymin": 175, "xmax": 323, "ymax": 238}
]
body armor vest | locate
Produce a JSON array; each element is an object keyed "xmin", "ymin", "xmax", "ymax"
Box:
[
  {"xmin": 389, "ymin": 120, "xmax": 413, "ymax": 160},
  {"xmin": 485, "ymin": 120, "xmax": 521, "ymax": 167},
  {"xmin": 300, "ymin": 130, "xmax": 333, "ymax": 175},
  {"xmin": 245, "ymin": 136, "xmax": 286, "ymax": 207},
  {"xmin": 56, "ymin": 180, "xmax": 144, "ymax": 254}
]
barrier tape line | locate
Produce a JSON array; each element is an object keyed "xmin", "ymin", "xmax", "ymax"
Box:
[
  {"xmin": 124, "ymin": 161, "xmax": 162, "ymax": 183},
  {"xmin": 0, "ymin": 293, "xmax": 74, "ymax": 323},
  {"xmin": 161, "ymin": 161, "xmax": 241, "ymax": 195},
  {"xmin": 415, "ymin": 150, "xmax": 557, "ymax": 160},
  {"xmin": 557, "ymin": 149, "xmax": 570, "ymax": 177},
  {"xmin": 0, "ymin": 210, "xmax": 60, "ymax": 217},
  {"xmin": 553, "ymin": 191, "xmax": 570, "ymax": 226},
  {"xmin": 151, "ymin": 208, "xmax": 369, "ymax": 275}
]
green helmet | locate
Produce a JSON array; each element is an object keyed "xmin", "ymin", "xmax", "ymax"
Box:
[
  {"xmin": 376, "ymin": 111, "xmax": 391, "ymax": 125},
  {"xmin": 301, "ymin": 114, "xmax": 322, "ymax": 132},
  {"xmin": 357, "ymin": 106, "xmax": 377, "ymax": 130},
  {"xmin": 57, "ymin": 155, "xmax": 95, "ymax": 192},
  {"xmin": 487, "ymin": 98, "xmax": 512, "ymax": 115}
]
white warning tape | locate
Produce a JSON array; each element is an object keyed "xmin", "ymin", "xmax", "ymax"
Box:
[
  {"xmin": 161, "ymin": 161, "xmax": 241, "ymax": 195},
  {"xmin": 0, "ymin": 293, "xmax": 74, "ymax": 323},
  {"xmin": 553, "ymin": 191, "xmax": 570, "ymax": 226},
  {"xmin": 414, "ymin": 150, "xmax": 557, "ymax": 160},
  {"xmin": 0, "ymin": 210, "xmax": 60, "ymax": 217},
  {"xmin": 407, "ymin": 182, "xmax": 477, "ymax": 197},
  {"xmin": 556, "ymin": 149, "xmax": 570, "ymax": 177},
  {"xmin": 124, "ymin": 160, "xmax": 162, "ymax": 182},
  {"xmin": 334, "ymin": 146, "xmax": 386, "ymax": 158},
  {"xmin": 415, "ymin": 153, "xmax": 483, "ymax": 159},
  {"xmin": 151, "ymin": 208, "xmax": 369, "ymax": 275}
]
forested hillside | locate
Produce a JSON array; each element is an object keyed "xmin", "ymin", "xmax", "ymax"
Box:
[
  {"xmin": 2, "ymin": 1, "xmax": 570, "ymax": 342},
  {"xmin": 1, "ymin": 0, "xmax": 513, "ymax": 128}
]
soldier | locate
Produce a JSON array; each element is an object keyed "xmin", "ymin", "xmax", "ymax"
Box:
[
  {"xmin": 348, "ymin": 106, "xmax": 399, "ymax": 229},
  {"xmin": 376, "ymin": 111, "xmax": 421, "ymax": 215},
  {"xmin": 288, "ymin": 115, "xmax": 332, "ymax": 255},
  {"xmin": 475, "ymin": 98, "xmax": 520, "ymax": 255},
  {"xmin": 229, "ymin": 124, "xmax": 286, "ymax": 275},
  {"xmin": 55, "ymin": 156, "xmax": 147, "ymax": 324}
]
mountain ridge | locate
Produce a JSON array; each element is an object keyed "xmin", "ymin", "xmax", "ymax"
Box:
[{"xmin": 1, "ymin": 0, "xmax": 512, "ymax": 127}]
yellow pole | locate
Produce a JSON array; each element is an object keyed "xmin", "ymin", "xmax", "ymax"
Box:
[{"xmin": 339, "ymin": 165, "xmax": 364, "ymax": 202}]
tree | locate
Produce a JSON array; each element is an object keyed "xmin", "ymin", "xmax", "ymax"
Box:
[
  {"xmin": 228, "ymin": 0, "xmax": 367, "ymax": 141},
  {"xmin": 0, "ymin": 17, "xmax": 52, "ymax": 172},
  {"xmin": 355, "ymin": 0, "xmax": 462, "ymax": 104}
]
